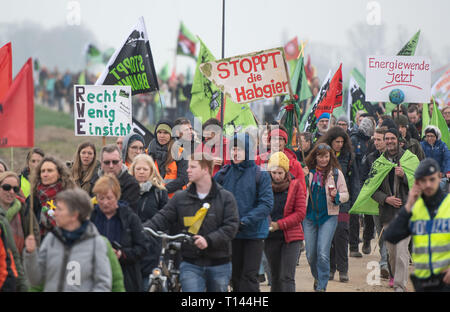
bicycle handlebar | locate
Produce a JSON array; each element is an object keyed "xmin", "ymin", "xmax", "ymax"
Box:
[{"xmin": 144, "ymin": 227, "xmax": 193, "ymax": 242}]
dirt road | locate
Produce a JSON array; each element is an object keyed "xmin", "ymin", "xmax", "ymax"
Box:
[{"xmin": 260, "ymin": 240, "xmax": 414, "ymax": 292}]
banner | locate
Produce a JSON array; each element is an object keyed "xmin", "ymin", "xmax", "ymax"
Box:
[
  {"xmin": 347, "ymin": 68, "xmax": 377, "ymax": 122},
  {"xmin": 199, "ymin": 47, "xmax": 291, "ymax": 104},
  {"xmin": 431, "ymin": 68, "xmax": 450, "ymax": 107},
  {"xmin": 0, "ymin": 58, "xmax": 34, "ymax": 148},
  {"xmin": 0, "ymin": 42, "xmax": 12, "ymax": 100},
  {"xmin": 96, "ymin": 16, "xmax": 159, "ymax": 95},
  {"xmin": 74, "ymin": 85, "xmax": 132, "ymax": 137},
  {"xmin": 366, "ymin": 55, "xmax": 431, "ymax": 103},
  {"xmin": 177, "ymin": 22, "xmax": 198, "ymax": 59},
  {"xmin": 190, "ymin": 38, "xmax": 254, "ymax": 125}
]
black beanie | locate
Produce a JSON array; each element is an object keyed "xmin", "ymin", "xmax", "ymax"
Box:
[{"xmin": 385, "ymin": 128, "xmax": 400, "ymax": 139}]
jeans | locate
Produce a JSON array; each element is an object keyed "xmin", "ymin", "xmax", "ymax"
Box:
[
  {"xmin": 179, "ymin": 261, "xmax": 232, "ymax": 292},
  {"xmin": 264, "ymin": 238, "xmax": 301, "ymax": 292},
  {"xmin": 231, "ymin": 239, "xmax": 264, "ymax": 292},
  {"xmin": 330, "ymin": 221, "xmax": 349, "ymax": 274},
  {"xmin": 258, "ymin": 251, "xmax": 272, "ymax": 285},
  {"xmin": 303, "ymin": 216, "xmax": 338, "ymax": 291}
]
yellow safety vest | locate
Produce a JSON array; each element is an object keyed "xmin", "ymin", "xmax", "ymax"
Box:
[
  {"xmin": 410, "ymin": 194, "xmax": 450, "ymax": 279},
  {"xmin": 20, "ymin": 175, "xmax": 31, "ymax": 199}
]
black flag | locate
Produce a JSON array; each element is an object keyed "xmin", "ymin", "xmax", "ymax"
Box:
[
  {"xmin": 131, "ymin": 117, "xmax": 154, "ymax": 148},
  {"xmin": 96, "ymin": 17, "xmax": 159, "ymax": 95}
]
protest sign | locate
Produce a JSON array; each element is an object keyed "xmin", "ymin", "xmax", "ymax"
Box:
[
  {"xmin": 366, "ymin": 55, "xmax": 431, "ymax": 103},
  {"xmin": 74, "ymin": 85, "xmax": 132, "ymax": 137},
  {"xmin": 199, "ymin": 47, "xmax": 291, "ymax": 104},
  {"xmin": 96, "ymin": 16, "xmax": 159, "ymax": 95}
]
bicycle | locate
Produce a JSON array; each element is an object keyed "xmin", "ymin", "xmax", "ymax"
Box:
[{"xmin": 143, "ymin": 227, "xmax": 193, "ymax": 292}]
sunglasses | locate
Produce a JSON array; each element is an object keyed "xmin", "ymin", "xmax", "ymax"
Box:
[
  {"xmin": 1, "ymin": 184, "xmax": 20, "ymax": 193},
  {"xmin": 103, "ymin": 160, "xmax": 120, "ymax": 166},
  {"xmin": 317, "ymin": 144, "xmax": 331, "ymax": 151}
]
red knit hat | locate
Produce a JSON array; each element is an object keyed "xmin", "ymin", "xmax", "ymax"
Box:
[{"xmin": 269, "ymin": 128, "xmax": 288, "ymax": 143}]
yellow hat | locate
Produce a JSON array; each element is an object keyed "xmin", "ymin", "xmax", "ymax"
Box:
[{"xmin": 268, "ymin": 152, "xmax": 290, "ymax": 173}]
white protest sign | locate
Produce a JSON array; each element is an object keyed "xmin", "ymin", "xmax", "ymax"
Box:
[
  {"xmin": 366, "ymin": 55, "xmax": 431, "ymax": 103},
  {"xmin": 74, "ymin": 85, "xmax": 132, "ymax": 136},
  {"xmin": 199, "ymin": 47, "xmax": 291, "ymax": 104}
]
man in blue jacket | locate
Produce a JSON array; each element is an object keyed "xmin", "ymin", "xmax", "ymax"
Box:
[{"xmin": 215, "ymin": 133, "xmax": 274, "ymax": 292}]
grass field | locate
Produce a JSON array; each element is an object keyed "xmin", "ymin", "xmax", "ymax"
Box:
[{"xmin": 0, "ymin": 104, "xmax": 116, "ymax": 173}]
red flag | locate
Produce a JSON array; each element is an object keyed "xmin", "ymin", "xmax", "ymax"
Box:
[
  {"xmin": 314, "ymin": 64, "xmax": 343, "ymax": 118},
  {"xmin": 284, "ymin": 37, "xmax": 300, "ymax": 61},
  {"xmin": 0, "ymin": 42, "xmax": 12, "ymax": 100},
  {"xmin": 0, "ymin": 58, "xmax": 34, "ymax": 148},
  {"xmin": 304, "ymin": 54, "xmax": 315, "ymax": 82}
]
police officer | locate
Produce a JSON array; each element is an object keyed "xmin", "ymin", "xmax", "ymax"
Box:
[{"xmin": 384, "ymin": 158, "xmax": 450, "ymax": 292}]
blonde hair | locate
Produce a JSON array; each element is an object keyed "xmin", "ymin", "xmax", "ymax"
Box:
[
  {"xmin": 0, "ymin": 171, "xmax": 20, "ymax": 185},
  {"xmin": 92, "ymin": 173, "xmax": 121, "ymax": 199},
  {"xmin": 129, "ymin": 154, "xmax": 166, "ymax": 190}
]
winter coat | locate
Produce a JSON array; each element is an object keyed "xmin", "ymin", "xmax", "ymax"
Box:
[
  {"xmin": 136, "ymin": 182, "xmax": 168, "ymax": 277},
  {"xmin": 337, "ymin": 151, "xmax": 360, "ymax": 212},
  {"xmin": 0, "ymin": 226, "xmax": 16, "ymax": 292},
  {"xmin": 145, "ymin": 179, "xmax": 239, "ymax": 266},
  {"xmin": 306, "ymin": 169, "xmax": 349, "ymax": 216},
  {"xmin": 91, "ymin": 201, "xmax": 147, "ymax": 292},
  {"xmin": 274, "ymin": 178, "xmax": 307, "ymax": 243},
  {"xmin": 0, "ymin": 209, "xmax": 28, "ymax": 291},
  {"xmin": 351, "ymin": 130, "xmax": 371, "ymax": 169},
  {"xmin": 23, "ymin": 221, "xmax": 112, "ymax": 292},
  {"xmin": 420, "ymin": 139, "xmax": 450, "ymax": 174},
  {"xmin": 215, "ymin": 133, "xmax": 274, "ymax": 239},
  {"xmin": 90, "ymin": 165, "xmax": 140, "ymax": 213},
  {"xmin": 256, "ymin": 148, "xmax": 305, "ymax": 182},
  {"xmin": 148, "ymin": 138, "xmax": 189, "ymax": 195}
]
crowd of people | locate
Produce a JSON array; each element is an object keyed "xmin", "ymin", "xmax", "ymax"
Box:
[{"xmin": 0, "ymin": 100, "xmax": 449, "ymax": 292}]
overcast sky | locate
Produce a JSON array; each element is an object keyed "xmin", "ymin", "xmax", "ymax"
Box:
[{"xmin": 1, "ymin": 0, "xmax": 449, "ymax": 75}]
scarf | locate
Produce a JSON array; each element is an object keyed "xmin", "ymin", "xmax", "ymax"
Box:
[
  {"xmin": 272, "ymin": 173, "xmax": 291, "ymax": 193},
  {"xmin": 36, "ymin": 181, "xmax": 63, "ymax": 236},
  {"xmin": 60, "ymin": 221, "xmax": 89, "ymax": 247},
  {"xmin": 313, "ymin": 167, "xmax": 326, "ymax": 187},
  {"xmin": 36, "ymin": 182, "xmax": 63, "ymax": 207},
  {"xmin": 2, "ymin": 199, "xmax": 25, "ymax": 253},
  {"xmin": 140, "ymin": 181, "xmax": 153, "ymax": 195},
  {"xmin": 148, "ymin": 139, "xmax": 168, "ymax": 164}
]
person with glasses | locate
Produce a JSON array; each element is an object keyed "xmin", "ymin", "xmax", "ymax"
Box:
[
  {"xmin": 303, "ymin": 143, "xmax": 349, "ymax": 291},
  {"xmin": 90, "ymin": 144, "xmax": 140, "ymax": 213},
  {"xmin": 121, "ymin": 133, "xmax": 145, "ymax": 168},
  {"xmin": 70, "ymin": 142, "xmax": 100, "ymax": 195},
  {"xmin": 0, "ymin": 171, "xmax": 39, "ymax": 291},
  {"xmin": 27, "ymin": 156, "xmax": 76, "ymax": 240}
]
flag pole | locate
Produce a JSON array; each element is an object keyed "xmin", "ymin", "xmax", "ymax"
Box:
[
  {"xmin": 10, "ymin": 147, "xmax": 14, "ymax": 171},
  {"xmin": 219, "ymin": 0, "xmax": 226, "ymax": 163}
]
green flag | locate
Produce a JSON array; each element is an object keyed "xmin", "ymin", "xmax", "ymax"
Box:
[
  {"xmin": 291, "ymin": 56, "xmax": 313, "ymax": 102},
  {"xmin": 430, "ymin": 99, "xmax": 450, "ymax": 147},
  {"xmin": 397, "ymin": 30, "xmax": 420, "ymax": 56},
  {"xmin": 349, "ymin": 150, "xmax": 420, "ymax": 215},
  {"xmin": 190, "ymin": 38, "xmax": 253, "ymax": 126},
  {"xmin": 78, "ymin": 70, "xmax": 86, "ymax": 85},
  {"xmin": 158, "ymin": 63, "xmax": 169, "ymax": 81}
]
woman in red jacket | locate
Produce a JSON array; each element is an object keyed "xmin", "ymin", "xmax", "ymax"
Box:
[{"xmin": 264, "ymin": 152, "xmax": 306, "ymax": 292}]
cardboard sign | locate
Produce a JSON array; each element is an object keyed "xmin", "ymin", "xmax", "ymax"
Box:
[
  {"xmin": 366, "ymin": 55, "xmax": 431, "ymax": 103},
  {"xmin": 199, "ymin": 47, "xmax": 290, "ymax": 104},
  {"xmin": 74, "ymin": 85, "xmax": 132, "ymax": 137}
]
